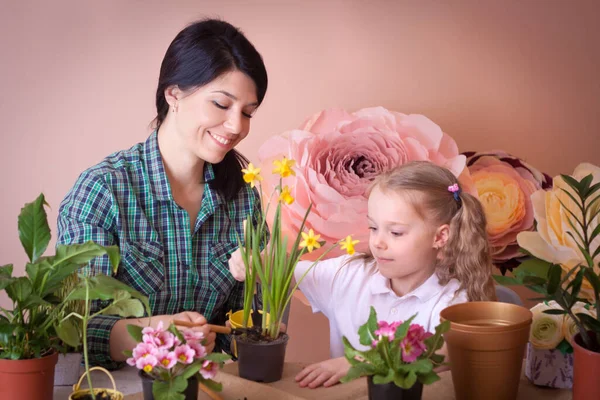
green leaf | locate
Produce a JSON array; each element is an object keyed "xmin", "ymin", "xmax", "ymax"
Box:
[
  {"xmin": 6, "ymin": 277, "xmax": 32, "ymax": 303},
  {"xmin": 127, "ymin": 324, "xmax": 143, "ymax": 342},
  {"xmin": 0, "ymin": 265, "xmax": 15, "ymax": 291},
  {"xmin": 181, "ymin": 361, "xmax": 203, "ymax": 379},
  {"xmin": 578, "ymin": 313, "xmax": 600, "ymax": 332},
  {"xmin": 584, "ymin": 269, "xmax": 600, "ymax": 298},
  {"xmin": 556, "ymin": 339, "xmax": 574, "ymax": 355},
  {"xmin": 56, "ymin": 318, "xmax": 80, "ymax": 348},
  {"xmin": 203, "ymin": 352, "xmax": 231, "ymax": 363},
  {"xmin": 544, "ymin": 309, "xmax": 568, "ymax": 315},
  {"xmin": 493, "ymin": 275, "xmax": 520, "ymax": 285},
  {"xmin": 586, "ymin": 182, "xmax": 600, "ymax": 199},
  {"xmin": 522, "ymin": 276, "xmax": 548, "ymax": 286},
  {"xmin": 418, "ymin": 371, "xmax": 441, "ymax": 385},
  {"xmin": 101, "ymin": 299, "xmax": 144, "ymax": 318},
  {"xmin": 0, "ymin": 322, "xmax": 15, "ymax": 344},
  {"xmin": 580, "ymin": 174, "xmax": 594, "ymax": 195},
  {"xmin": 152, "ymin": 379, "xmax": 186, "ymax": 400},
  {"xmin": 589, "ymin": 222, "xmax": 600, "ymax": 246},
  {"xmin": 394, "ymin": 314, "xmax": 417, "ymax": 341},
  {"xmin": 561, "ymin": 174, "xmax": 583, "ymax": 195},
  {"xmin": 547, "ymin": 264, "xmax": 562, "ymax": 295},
  {"xmin": 403, "ymin": 359, "xmax": 433, "ymax": 374},
  {"xmin": 199, "ymin": 379, "xmax": 222, "ymax": 392},
  {"xmin": 53, "ymin": 243, "xmax": 119, "ymax": 270},
  {"xmin": 372, "ymin": 369, "xmax": 395, "ymax": 385},
  {"xmin": 123, "ymin": 350, "xmax": 133, "ymax": 358},
  {"xmin": 394, "ymin": 370, "xmax": 417, "ymax": 389},
  {"xmin": 18, "ymin": 194, "xmax": 51, "ymax": 263},
  {"xmin": 358, "ymin": 307, "xmax": 378, "ymax": 347},
  {"xmin": 516, "ymin": 258, "xmax": 553, "ymax": 278}
]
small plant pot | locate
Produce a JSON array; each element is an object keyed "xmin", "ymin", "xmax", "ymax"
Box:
[
  {"xmin": 54, "ymin": 352, "xmax": 83, "ymax": 386},
  {"xmin": 0, "ymin": 351, "xmax": 58, "ymax": 400},
  {"xmin": 139, "ymin": 370, "xmax": 198, "ymax": 400},
  {"xmin": 367, "ymin": 376, "xmax": 423, "ymax": 400},
  {"xmin": 235, "ymin": 332, "xmax": 289, "ymax": 383},
  {"xmin": 573, "ymin": 331, "xmax": 600, "ymax": 400},
  {"xmin": 69, "ymin": 366, "xmax": 123, "ymax": 400}
]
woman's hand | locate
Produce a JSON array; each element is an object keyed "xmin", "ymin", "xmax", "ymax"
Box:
[
  {"xmin": 295, "ymin": 357, "xmax": 351, "ymax": 388},
  {"xmin": 168, "ymin": 312, "xmax": 216, "ymax": 353},
  {"xmin": 228, "ymin": 248, "xmax": 248, "ymax": 282}
]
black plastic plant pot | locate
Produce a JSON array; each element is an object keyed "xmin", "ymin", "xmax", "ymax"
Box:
[
  {"xmin": 139, "ymin": 371, "xmax": 198, "ymax": 400},
  {"xmin": 367, "ymin": 376, "xmax": 423, "ymax": 400},
  {"xmin": 236, "ymin": 333, "xmax": 290, "ymax": 383}
]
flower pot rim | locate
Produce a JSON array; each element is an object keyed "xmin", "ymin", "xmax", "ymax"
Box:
[
  {"xmin": 573, "ymin": 331, "xmax": 600, "ymax": 355},
  {"xmin": 68, "ymin": 388, "xmax": 124, "ymax": 400},
  {"xmin": 440, "ymin": 301, "xmax": 532, "ymax": 332}
]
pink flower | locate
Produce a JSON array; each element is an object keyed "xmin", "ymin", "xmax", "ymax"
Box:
[
  {"xmin": 258, "ymin": 107, "xmax": 472, "ymax": 259},
  {"xmin": 135, "ymin": 354, "xmax": 158, "ymax": 373},
  {"xmin": 183, "ymin": 330, "xmax": 205, "ymax": 342},
  {"xmin": 200, "ymin": 360, "xmax": 217, "ymax": 380},
  {"xmin": 464, "ymin": 151, "xmax": 552, "ymax": 271},
  {"xmin": 174, "ymin": 344, "xmax": 195, "ymax": 364},
  {"xmin": 132, "ymin": 343, "xmax": 157, "ymax": 360},
  {"xmin": 188, "ymin": 341, "xmax": 207, "ymax": 359},
  {"xmin": 155, "ymin": 349, "xmax": 177, "ymax": 370},
  {"xmin": 400, "ymin": 324, "xmax": 432, "ymax": 363},
  {"xmin": 374, "ymin": 321, "xmax": 401, "ymax": 340}
]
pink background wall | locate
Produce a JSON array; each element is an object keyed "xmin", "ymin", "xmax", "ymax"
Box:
[{"xmin": 1, "ymin": 1, "xmax": 599, "ymax": 363}]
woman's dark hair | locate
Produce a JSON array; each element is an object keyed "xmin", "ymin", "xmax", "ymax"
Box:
[{"xmin": 154, "ymin": 18, "xmax": 268, "ymax": 201}]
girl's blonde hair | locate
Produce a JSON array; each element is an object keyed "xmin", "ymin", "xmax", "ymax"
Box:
[{"xmin": 363, "ymin": 161, "xmax": 496, "ymax": 302}]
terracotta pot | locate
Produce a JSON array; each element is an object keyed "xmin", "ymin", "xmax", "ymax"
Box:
[
  {"xmin": 367, "ymin": 376, "xmax": 423, "ymax": 400},
  {"xmin": 0, "ymin": 351, "xmax": 58, "ymax": 400},
  {"xmin": 139, "ymin": 371, "xmax": 198, "ymax": 400},
  {"xmin": 69, "ymin": 366, "xmax": 123, "ymax": 400},
  {"xmin": 235, "ymin": 333, "xmax": 289, "ymax": 382},
  {"xmin": 572, "ymin": 331, "xmax": 600, "ymax": 400},
  {"xmin": 440, "ymin": 301, "xmax": 532, "ymax": 400}
]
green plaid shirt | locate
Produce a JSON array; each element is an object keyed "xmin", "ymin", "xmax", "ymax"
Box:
[{"xmin": 57, "ymin": 132, "xmax": 261, "ymax": 369}]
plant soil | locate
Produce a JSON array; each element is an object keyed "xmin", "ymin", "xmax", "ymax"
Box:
[
  {"xmin": 71, "ymin": 391, "xmax": 115, "ymax": 400},
  {"xmin": 233, "ymin": 326, "xmax": 285, "ymax": 344}
]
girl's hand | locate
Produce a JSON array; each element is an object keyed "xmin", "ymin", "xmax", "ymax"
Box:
[{"xmin": 295, "ymin": 357, "xmax": 350, "ymax": 388}]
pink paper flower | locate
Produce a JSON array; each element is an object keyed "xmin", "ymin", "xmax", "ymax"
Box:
[
  {"xmin": 400, "ymin": 324, "xmax": 432, "ymax": 362},
  {"xmin": 155, "ymin": 349, "xmax": 177, "ymax": 370},
  {"xmin": 132, "ymin": 343, "xmax": 157, "ymax": 360},
  {"xmin": 258, "ymin": 107, "xmax": 472, "ymax": 259},
  {"xmin": 183, "ymin": 330, "xmax": 205, "ymax": 342},
  {"xmin": 200, "ymin": 360, "xmax": 217, "ymax": 380},
  {"xmin": 374, "ymin": 321, "xmax": 401, "ymax": 340},
  {"xmin": 464, "ymin": 151, "xmax": 552, "ymax": 271},
  {"xmin": 174, "ymin": 345, "xmax": 195, "ymax": 364}
]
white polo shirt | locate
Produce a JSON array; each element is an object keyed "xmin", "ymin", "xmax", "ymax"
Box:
[{"xmin": 295, "ymin": 254, "xmax": 468, "ymax": 358}]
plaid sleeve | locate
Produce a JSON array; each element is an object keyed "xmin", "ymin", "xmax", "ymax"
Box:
[{"xmin": 57, "ymin": 172, "xmax": 125, "ymax": 370}]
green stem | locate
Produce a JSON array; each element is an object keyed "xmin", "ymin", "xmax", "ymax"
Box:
[
  {"xmin": 381, "ymin": 339, "xmax": 393, "ymax": 369},
  {"xmin": 83, "ymin": 279, "xmax": 94, "ymax": 394}
]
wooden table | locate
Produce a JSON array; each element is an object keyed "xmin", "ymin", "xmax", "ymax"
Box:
[{"xmin": 120, "ymin": 361, "xmax": 572, "ymax": 400}]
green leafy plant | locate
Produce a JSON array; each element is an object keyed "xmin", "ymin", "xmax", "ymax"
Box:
[
  {"xmin": 238, "ymin": 159, "xmax": 355, "ymax": 339},
  {"xmin": 0, "ymin": 194, "xmax": 150, "ymax": 396},
  {"xmin": 341, "ymin": 306, "xmax": 449, "ymax": 389},
  {"xmin": 494, "ymin": 171, "xmax": 600, "ymax": 352}
]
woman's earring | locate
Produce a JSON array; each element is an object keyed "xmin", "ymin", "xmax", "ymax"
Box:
[{"xmin": 172, "ymin": 102, "xmax": 178, "ymax": 113}]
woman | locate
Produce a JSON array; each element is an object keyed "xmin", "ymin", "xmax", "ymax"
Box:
[{"xmin": 57, "ymin": 18, "xmax": 268, "ymax": 369}]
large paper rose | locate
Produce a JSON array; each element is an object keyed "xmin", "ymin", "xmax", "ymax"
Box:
[
  {"xmin": 517, "ymin": 163, "xmax": 600, "ymax": 299},
  {"xmin": 463, "ymin": 151, "xmax": 552, "ymax": 271},
  {"xmin": 258, "ymin": 107, "xmax": 472, "ymax": 258},
  {"xmin": 529, "ymin": 301, "xmax": 565, "ymax": 349}
]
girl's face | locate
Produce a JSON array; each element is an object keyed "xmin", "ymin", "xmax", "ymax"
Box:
[
  {"xmin": 367, "ymin": 186, "xmax": 446, "ymax": 283},
  {"xmin": 167, "ymin": 70, "xmax": 258, "ymax": 164}
]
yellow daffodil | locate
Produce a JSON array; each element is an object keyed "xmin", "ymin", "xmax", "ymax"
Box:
[
  {"xmin": 339, "ymin": 235, "xmax": 360, "ymax": 255},
  {"xmin": 279, "ymin": 185, "xmax": 295, "ymax": 205},
  {"xmin": 299, "ymin": 229, "xmax": 321, "ymax": 253},
  {"xmin": 241, "ymin": 163, "xmax": 263, "ymax": 188},
  {"xmin": 273, "ymin": 157, "xmax": 296, "ymax": 178}
]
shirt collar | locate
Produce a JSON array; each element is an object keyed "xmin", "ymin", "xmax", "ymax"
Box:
[{"xmin": 370, "ymin": 270, "xmax": 443, "ymax": 302}]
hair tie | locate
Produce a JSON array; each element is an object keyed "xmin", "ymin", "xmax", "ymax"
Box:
[{"xmin": 448, "ymin": 183, "xmax": 461, "ymax": 202}]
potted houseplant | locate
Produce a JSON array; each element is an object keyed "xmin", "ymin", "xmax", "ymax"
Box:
[
  {"xmin": 234, "ymin": 158, "xmax": 353, "ymax": 382},
  {"xmin": 495, "ymin": 163, "xmax": 600, "ymax": 400},
  {"xmin": 0, "ymin": 194, "xmax": 124, "ymax": 399},
  {"xmin": 341, "ymin": 306, "xmax": 449, "ymax": 400},
  {"xmin": 58, "ymin": 271, "xmax": 151, "ymax": 400},
  {"xmin": 123, "ymin": 321, "xmax": 230, "ymax": 400}
]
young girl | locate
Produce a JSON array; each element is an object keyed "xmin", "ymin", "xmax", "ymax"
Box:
[{"xmin": 292, "ymin": 161, "xmax": 496, "ymax": 388}]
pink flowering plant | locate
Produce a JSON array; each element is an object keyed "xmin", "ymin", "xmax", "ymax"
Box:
[
  {"xmin": 341, "ymin": 307, "xmax": 450, "ymax": 389},
  {"xmin": 125, "ymin": 322, "xmax": 230, "ymax": 399}
]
